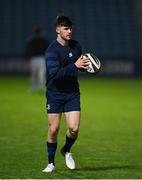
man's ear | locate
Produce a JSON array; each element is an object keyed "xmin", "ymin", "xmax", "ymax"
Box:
[{"xmin": 56, "ymin": 26, "xmax": 60, "ymax": 34}]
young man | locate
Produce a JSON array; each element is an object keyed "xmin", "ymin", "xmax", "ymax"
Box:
[{"xmin": 42, "ymin": 16, "xmax": 89, "ymax": 173}]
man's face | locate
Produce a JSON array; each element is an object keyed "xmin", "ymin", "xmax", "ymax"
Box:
[{"xmin": 56, "ymin": 26, "xmax": 72, "ymax": 41}]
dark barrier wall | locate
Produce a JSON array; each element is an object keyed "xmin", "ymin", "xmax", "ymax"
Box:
[{"xmin": 0, "ymin": 0, "xmax": 142, "ymax": 75}]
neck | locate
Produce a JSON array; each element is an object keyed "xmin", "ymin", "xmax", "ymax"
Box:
[{"xmin": 57, "ymin": 36, "xmax": 68, "ymax": 46}]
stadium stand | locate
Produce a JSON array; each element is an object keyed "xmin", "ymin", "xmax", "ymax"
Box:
[{"xmin": 0, "ymin": 0, "xmax": 142, "ymax": 75}]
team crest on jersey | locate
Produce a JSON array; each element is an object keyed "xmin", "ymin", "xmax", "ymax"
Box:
[
  {"xmin": 47, "ymin": 104, "xmax": 50, "ymax": 110},
  {"xmin": 69, "ymin": 52, "xmax": 73, "ymax": 57}
]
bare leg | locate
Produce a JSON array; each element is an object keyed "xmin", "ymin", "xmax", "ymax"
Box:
[
  {"xmin": 60, "ymin": 111, "xmax": 80, "ymax": 170},
  {"xmin": 47, "ymin": 113, "xmax": 61, "ymax": 143},
  {"xmin": 46, "ymin": 113, "xmax": 61, "ymax": 165},
  {"xmin": 61, "ymin": 111, "xmax": 80, "ymax": 153},
  {"xmin": 65, "ymin": 111, "xmax": 80, "ymax": 139}
]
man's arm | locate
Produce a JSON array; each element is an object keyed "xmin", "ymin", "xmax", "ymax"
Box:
[
  {"xmin": 45, "ymin": 51, "xmax": 90, "ymax": 80},
  {"xmin": 45, "ymin": 52, "xmax": 78, "ymax": 80}
]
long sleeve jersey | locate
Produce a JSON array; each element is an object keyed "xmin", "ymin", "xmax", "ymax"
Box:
[{"xmin": 45, "ymin": 39, "xmax": 82, "ymax": 92}]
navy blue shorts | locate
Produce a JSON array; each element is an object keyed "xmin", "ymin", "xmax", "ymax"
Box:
[{"xmin": 46, "ymin": 90, "xmax": 80, "ymax": 113}]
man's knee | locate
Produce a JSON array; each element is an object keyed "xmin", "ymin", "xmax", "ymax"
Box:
[
  {"xmin": 49, "ymin": 125, "xmax": 59, "ymax": 136},
  {"xmin": 69, "ymin": 127, "xmax": 79, "ymax": 137}
]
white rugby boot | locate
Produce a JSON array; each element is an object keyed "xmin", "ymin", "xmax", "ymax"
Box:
[
  {"xmin": 65, "ymin": 152, "xmax": 75, "ymax": 170},
  {"xmin": 61, "ymin": 148, "xmax": 75, "ymax": 170},
  {"xmin": 42, "ymin": 163, "xmax": 55, "ymax": 173}
]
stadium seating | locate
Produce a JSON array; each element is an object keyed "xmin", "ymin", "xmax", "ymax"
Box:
[{"xmin": 0, "ymin": 0, "xmax": 141, "ymax": 60}]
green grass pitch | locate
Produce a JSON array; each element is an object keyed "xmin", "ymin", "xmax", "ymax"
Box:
[{"xmin": 0, "ymin": 76, "xmax": 142, "ymax": 179}]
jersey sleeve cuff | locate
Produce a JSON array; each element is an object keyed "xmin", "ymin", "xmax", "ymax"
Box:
[{"xmin": 70, "ymin": 63, "xmax": 78, "ymax": 71}]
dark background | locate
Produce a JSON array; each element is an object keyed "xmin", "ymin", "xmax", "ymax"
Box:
[{"xmin": 0, "ymin": 0, "xmax": 142, "ymax": 76}]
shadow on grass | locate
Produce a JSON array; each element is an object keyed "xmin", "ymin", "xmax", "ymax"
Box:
[
  {"xmin": 44, "ymin": 165, "xmax": 142, "ymax": 179},
  {"xmin": 75, "ymin": 165, "xmax": 142, "ymax": 172}
]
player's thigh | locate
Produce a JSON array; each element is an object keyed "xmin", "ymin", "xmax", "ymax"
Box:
[
  {"xmin": 38, "ymin": 67, "xmax": 46, "ymax": 81},
  {"xmin": 48, "ymin": 113, "xmax": 62, "ymax": 129},
  {"xmin": 38, "ymin": 58, "xmax": 46, "ymax": 79},
  {"xmin": 64, "ymin": 111, "xmax": 80, "ymax": 130},
  {"xmin": 30, "ymin": 59, "xmax": 38, "ymax": 76}
]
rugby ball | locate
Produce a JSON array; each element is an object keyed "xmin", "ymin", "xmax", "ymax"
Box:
[{"xmin": 83, "ymin": 53, "xmax": 101, "ymax": 74}]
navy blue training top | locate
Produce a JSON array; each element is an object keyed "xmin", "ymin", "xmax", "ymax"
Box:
[{"xmin": 45, "ymin": 39, "xmax": 82, "ymax": 92}]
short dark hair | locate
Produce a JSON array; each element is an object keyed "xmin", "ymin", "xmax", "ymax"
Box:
[{"xmin": 56, "ymin": 16, "xmax": 72, "ymax": 27}]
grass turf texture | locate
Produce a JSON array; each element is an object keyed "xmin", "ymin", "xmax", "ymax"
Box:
[{"xmin": 0, "ymin": 76, "xmax": 142, "ymax": 179}]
